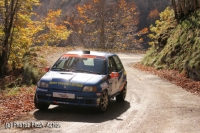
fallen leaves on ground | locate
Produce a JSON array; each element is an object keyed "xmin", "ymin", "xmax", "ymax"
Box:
[
  {"xmin": 0, "ymin": 86, "xmax": 36, "ymax": 125},
  {"xmin": 133, "ymin": 63, "xmax": 200, "ymax": 95}
]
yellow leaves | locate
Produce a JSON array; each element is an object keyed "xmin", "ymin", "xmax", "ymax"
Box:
[
  {"xmin": 46, "ymin": 9, "xmax": 62, "ymax": 20},
  {"xmin": 87, "ymin": 19, "xmax": 95, "ymax": 24},
  {"xmin": 138, "ymin": 38, "xmax": 144, "ymax": 43},
  {"xmin": 0, "ymin": 1, "xmax": 4, "ymax": 6},
  {"xmin": 77, "ymin": 5, "xmax": 85, "ymax": 14},
  {"xmin": 148, "ymin": 7, "xmax": 176, "ymax": 46},
  {"xmin": 35, "ymin": 9, "xmax": 71, "ymax": 45},
  {"xmin": 0, "ymin": 0, "xmax": 41, "ymax": 70},
  {"xmin": 9, "ymin": 19, "xmax": 41, "ymax": 68}
]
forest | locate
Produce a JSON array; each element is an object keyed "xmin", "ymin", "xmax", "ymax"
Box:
[
  {"xmin": 33, "ymin": 0, "xmax": 170, "ymax": 48},
  {"xmin": 0, "ymin": 0, "xmax": 171, "ymax": 78},
  {"xmin": 1, "ymin": 0, "xmax": 199, "ymax": 78}
]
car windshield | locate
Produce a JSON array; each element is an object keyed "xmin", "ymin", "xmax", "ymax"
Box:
[{"xmin": 51, "ymin": 55, "xmax": 106, "ymax": 75}]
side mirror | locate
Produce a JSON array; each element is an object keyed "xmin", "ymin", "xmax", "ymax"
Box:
[
  {"xmin": 44, "ymin": 66, "xmax": 50, "ymax": 72},
  {"xmin": 110, "ymin": 72, "xmax": 119, "ymax": 79}
]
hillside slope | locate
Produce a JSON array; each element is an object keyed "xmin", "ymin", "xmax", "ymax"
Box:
[{"xmin": 141, "ymin": 9, "xmax": 200, "ymax": 81}]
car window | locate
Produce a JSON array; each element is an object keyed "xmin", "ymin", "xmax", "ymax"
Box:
[
  {"xmin": 108, "ymin": 57, "xmax": 117, "ymax": 74},
  {"xmin": 113, "ymin": 55, "xmax": 124, "ymax": 72},
  {"xmin": 52, "ymin": 56, "xmax": 106, "ymax": 74}
]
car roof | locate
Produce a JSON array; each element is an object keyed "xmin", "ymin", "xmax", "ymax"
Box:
[{"xmin": 66, "ymin": 50, "xmax": 116, "ymax": 58}]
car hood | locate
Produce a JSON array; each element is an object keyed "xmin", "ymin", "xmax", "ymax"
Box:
[{"xmin": 40, "ymin": 71, "xmax": 105, "ymax": 91}]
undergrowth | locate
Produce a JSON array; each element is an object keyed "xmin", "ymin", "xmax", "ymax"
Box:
[{"xmin": 142, "ymin": 8, "xmax": 200, "ymax": 81}]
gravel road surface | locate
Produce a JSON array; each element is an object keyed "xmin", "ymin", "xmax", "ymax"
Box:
[{"xmin": 1, "ymin": 53, "xmax": 200, "ymax": 133}]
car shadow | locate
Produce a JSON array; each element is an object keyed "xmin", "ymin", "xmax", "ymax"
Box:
[{"xmin": 33, "ymin": 100, "xmax": 130, "ymax": 123}]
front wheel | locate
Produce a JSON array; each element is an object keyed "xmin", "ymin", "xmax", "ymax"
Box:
[
  {"xmin": 98, "ymin": 91, "xmax": 109, "ymax": 113},
  {"xmin": 116, "ymin": 85, "xmax": 127, "ymax": 101},
  {"xmin": 34, "ymin": 94, "xmax": 49, "ymax": 110}
]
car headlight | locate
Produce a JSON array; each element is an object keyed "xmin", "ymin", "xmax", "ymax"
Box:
[
  {"xmin": 37, "ymin": 81, "xmax": 49, "ymax": 88},
  {"xmin": 82, "ymin": 86, "xmax": 97, "ymax": 92}
]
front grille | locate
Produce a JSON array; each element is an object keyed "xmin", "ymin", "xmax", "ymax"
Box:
[{"xmin": 84, "ymin": 100, "xmax": 94, "ymax": 104}]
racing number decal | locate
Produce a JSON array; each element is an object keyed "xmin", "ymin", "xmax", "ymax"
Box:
[
  {"xmin": 108, "ymin": 77, "xmax": 118, "ymax": 95},
  {"xmin": 109, "ymin": 73, "xmax": 124, "ymax": 94}
]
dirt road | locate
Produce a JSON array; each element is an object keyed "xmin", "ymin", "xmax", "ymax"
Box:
[{"xmin": 1, "ymin": 53, "xmax": 200, "ymax": 133}]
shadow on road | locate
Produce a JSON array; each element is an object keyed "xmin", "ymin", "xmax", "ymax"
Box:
[{"xmin": 33, "ymin": 100, "xmax": 131, "ymax": 123}]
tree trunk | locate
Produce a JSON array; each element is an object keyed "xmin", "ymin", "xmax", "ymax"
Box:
[
  {"xmin": 181, "ymin": 0, "xmax": 189, "ymax": 15},
  {"xmin": 99, "ymin": 0, "xmax": 105, "ymax": 49},
  {"xmin": 171, "ymin": 0, "xmax": 178, "ymax": 19},
  {"xmin": 0, "ymin": 0, "xmax": 19, "ymax": 78},
  {"xmin": 197, "ymin": 0, "xmax": 200, "ymax": 7},
  {"xmin": 0, "ymin": 55, "xmax": 6, "ymax": 78},
  {"xmin": 192, "ymin": 0, "xmax": 198, "ymax": 11}
]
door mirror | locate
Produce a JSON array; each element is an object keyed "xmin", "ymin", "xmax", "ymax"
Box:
[
  {"xmin": 44, "ymin": 66, "xmax": 50, "ymax": 72},
  {"xmin": 110, "ymin": 72, "xmax": 119, "ymax": 78}
]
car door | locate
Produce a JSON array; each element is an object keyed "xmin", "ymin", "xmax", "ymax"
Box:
[
  {"xmin": 108, "ymin": 56, "xmax": 119, "ymax": 95},
  {"xmin": 113, "ymin": 55, "xmax": 125, "ymax": 92}
]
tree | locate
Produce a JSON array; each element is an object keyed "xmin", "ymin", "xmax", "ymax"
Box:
[
  {"xmin": 0, "ymin": 0, "xmax": 40, "ymax": 77},
  {"xmin": 34, "ymin": 10, "xmax": 71, "ymax": 46},
  {"xmin": 71, "ymin": 0, "xmax": 140, "ymax": 50},
  {"xmin": 148, "ymin": 7, "xmax": 176, "ymax": 46},
  {"xmin": 171, "ymin": 0, "xmax": 200, "ymax": 19}
]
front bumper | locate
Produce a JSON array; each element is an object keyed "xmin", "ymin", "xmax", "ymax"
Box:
[{"xmin": 35, "ymin": 87, "xmax": 102, "ymax": 107}]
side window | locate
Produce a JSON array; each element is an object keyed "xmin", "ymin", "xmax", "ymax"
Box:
[
  {"xmin": 113, "ymin": 55, "xmax": 124, "ymax": 72},
  {"xmin": 64, "ymin": 57, "xmax": 75, "ymax": 68},
  {"xmin": 56, "ymin": 60, "xmax": 65, "ymax": 68},
  {"xmin": 53, "ymin": 57, "xmax": 68, "ymax": 68},
  {"xmin": 108, "ymin": 57, "xmax": 117, "ymax": 74}
]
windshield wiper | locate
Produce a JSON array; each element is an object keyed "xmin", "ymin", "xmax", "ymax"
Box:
[
  {"xmin": 76, "ymin": 69, "xmax": 100, "ymax": 74},
  {"xmin": 51, "ymin": 68, "xmax": 100, "ymax": 74},
  {"xmin": 51, "ymin": 68, "xmax": 76, "ymax": 72}
]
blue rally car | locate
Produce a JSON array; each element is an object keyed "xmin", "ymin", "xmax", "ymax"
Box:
[{"xmin": 34, "ymin": 50, "xmax": 127, "ymax": 112}]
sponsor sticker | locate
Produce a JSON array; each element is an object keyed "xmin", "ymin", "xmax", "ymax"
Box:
[
  {"xmin": 49, "ymin": 81, "xmax": 83, "ymax": 87},
  {"xmin": 100, "ymin": 82, "xmax": 108, "ymax": 89}
]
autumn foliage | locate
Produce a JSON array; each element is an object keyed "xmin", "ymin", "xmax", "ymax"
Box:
[
  {"xmin": 34, "ymin": 10, "xmax": 71, "ymax": 46},
  {"xmin": 0, "ymin": 0, "xmax": 40, "ymax": 77},
  {"xmin": 148, "ymin": 7, "xmax": 176, "ymax": 46},
  {"xmin": 67, "ymin": 0, "xmax": 143, "ymax": 50},
  {"xmin": 0, "ymin": 1, "xmax": 71, "ymax": 77},
  {"xmin": 0, "ymin": 86, "xmax": 36, "ymax": 125},
  {"xmin": 148, "ymin": 9, "xmax": 160, "ymax": 20}
]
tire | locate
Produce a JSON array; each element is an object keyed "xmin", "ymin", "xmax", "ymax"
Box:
[
  {"xmin": 116, "ymin": 85, "xmax": 127, "ymax": 102},
  {"xmin": 34, "ymin": 94, "xmax": 49, "ymax": 110},
  {"xmin": 98, "ymin": 91, "xmax": 109, "ymax": 113}
]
